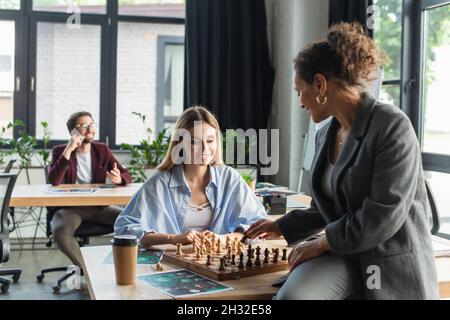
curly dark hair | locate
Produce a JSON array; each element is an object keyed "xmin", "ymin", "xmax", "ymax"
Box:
[
  {"xmin": 66, "ymin": 111, "xmax": 93, "ymax": 133},
  {"xmin": 294, "ymin": 22, "xmax": 384, "ymax": 89}
]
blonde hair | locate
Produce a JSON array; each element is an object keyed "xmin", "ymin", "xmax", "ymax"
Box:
[{"xmin": 157, "ymin": 106, "xmax": 224, "ymax": 171}]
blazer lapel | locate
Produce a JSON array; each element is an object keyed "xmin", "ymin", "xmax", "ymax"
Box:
[
  {"xmin": 310, "ymin": 119, "xmax": 339, "ymax": 221},
  {"xmin": 331, "ymin": 93, "xmax": 377, "ymax": 215}
]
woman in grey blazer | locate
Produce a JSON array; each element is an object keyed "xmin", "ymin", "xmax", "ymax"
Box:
[{"xmin": 245, "ymin": 22, "xmax": 439, "ymax": 300}]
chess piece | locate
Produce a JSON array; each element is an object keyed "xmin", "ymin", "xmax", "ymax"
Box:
[
  {"xmin": 206, "ymin": 255, "xmax": 211, "ymax": 266},
  {"xmin": 176, "ymin": 243, "xmax": 182, "ymax": 256},
  {"xmin": 282, "ymin": 248, "xmax": 288, "ymax": 261},
  {"xmin": 219, "ymin": 258, "xmax": 225, "ymax": 271},
  {"xmin": 222, "ymin": 255, "xmax": 228, "ymax": 267},
  {"xmin": 192, "ymin": 238, "xmax": 196, "ymax": 252},
  {"xmin": 273, "ymin": 248, "xmax": 279, "ymax": 263},
  {"xmin": 196, "ymin": 247, "xmax": 201, "ymax": 259},
  {"xmin": 256, "ymin": 246, "xmax": 261, "ymax": 256},
  {"xmin": 227, "ymin": 246, "xmax": 232, "ymax": 259},
  {"xmin": 231, "ymin": 254, "xmax": 236, "ymax": 265},
  {"xmin": 255, "ymin": 251, "xmax": 261, "ymax": 267},
  {"xmin": 156, "ymin": 263, "xmax": 164, "ymax": 271},
  {"xmin": 226, "ymin": 235, "xmax": 230, "ymax": 248},
  {"xmin": 263, "ymin": 248, "xmax": 269, "ymax": 264},
  {"xmin": 246, "ymin": 255, "xmax": 253, "ymax": 267},
  {"xmin": 216, "ymin": 238, "xmax": 222, "ymax": 254},
  {"xmin": 238, "ymin": 252, "xmax": 244, "ymax": 269}
]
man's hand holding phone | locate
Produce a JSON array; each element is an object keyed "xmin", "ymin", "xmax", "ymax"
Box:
[{"xmin": 63, "ymin": 129, "xmax": 85, "ymax": 160}]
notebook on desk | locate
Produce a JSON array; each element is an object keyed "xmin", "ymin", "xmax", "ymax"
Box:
[{"xmin": 46, "ymin": 188, "xmax": 98, "ymax": 194}]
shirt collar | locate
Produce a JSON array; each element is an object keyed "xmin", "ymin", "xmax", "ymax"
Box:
[{"xmin": 168, "ymin": 165, "xmax": 218, "ymax": 189}]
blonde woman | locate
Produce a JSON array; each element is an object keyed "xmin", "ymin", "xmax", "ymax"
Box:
[{"xmin": 114, "ymin": 106, "xmax": 267, "ymax": 246}]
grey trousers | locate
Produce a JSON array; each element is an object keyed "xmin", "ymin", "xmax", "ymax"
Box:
[
  {"xmin": 51, "ymin": 206, "xmax": 121, "ymax": 269},
  {"xmin": 273, "ymin": 253, "xmax": 358, "ymax": 300}
]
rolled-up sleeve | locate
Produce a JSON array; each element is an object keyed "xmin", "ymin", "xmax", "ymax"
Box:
[
  {"xmin": 228, "ymin": 178, "xmax": 268, "ymax": 233},
  {"xmin": 325, "ymin": 114, "xmax": 420, "ymax": 255},
  {"xmin": 114, "ymin": 186, "xmax": 154, "ymax": 240}
]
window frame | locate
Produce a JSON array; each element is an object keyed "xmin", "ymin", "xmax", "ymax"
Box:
[
  {"xmin": 403, "ymin": 0, "xmax": 450, "ymax": 239},
  {"xmin": 0, "ymin": 0, "xmax": 185, "ymax": 149},
  {"xmin": 156, "ymin": 35, "xmax": 185, "ymax": 132}
]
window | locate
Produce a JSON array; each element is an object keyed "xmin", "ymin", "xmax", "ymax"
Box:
[
  {"xmin": 35, "ymin": 22, "xmax": 102, "ymax": 140},
  {"xmin": 158, "ymin": 37, "xmax": 184, "ymax": 130},
  {"xmin": 421, "ymin": 3, "xmax": 450, "ymax": 156},
  {"xmin": 33, "ymin": 0, "xmax": 107, "ymax": 14},
  {"xmin": 373, "ymin": 0, "xmax": 403, "ymax": 107},
  {"xmin": 118, "ymin": 0, "xmax": 185, "ymax": 18},
  {"xmin": 403, "ymin": 0, "xmax": 450, "ymax": 239},
  {"xmin": 0, "ymin": 20, "xmax": 15, "ymax": 139},
  {"xmin": 115, "ymin": 23, "xmax": 184, "ymax": 145},
  {"xmin": 0, "ymin": 0, "xmax": 20, "ymax": 10},
  {"xmin": 0, "ymin": 1, "xmax": 185, "ymax": 146}
]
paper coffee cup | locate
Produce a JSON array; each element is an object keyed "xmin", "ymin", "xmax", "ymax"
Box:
[{"xmin": 112, "ymin": 235, "xmax": 138, "ymax": 285}]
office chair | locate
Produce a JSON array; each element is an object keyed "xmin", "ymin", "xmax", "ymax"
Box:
[
  {"xmin": 425, "ymin": 179, "xmax": 440, "ymax": 235},
  {"xmin": 3, "ymin": 159, "xmax": 17, "ymax": 174},
  {"xmin": 0, "ymin": 173, "xmax": 22, "ymax": 293},
  {"xmin": 36, "ymin": 166, "xmax": 114, "ymax": 293}
]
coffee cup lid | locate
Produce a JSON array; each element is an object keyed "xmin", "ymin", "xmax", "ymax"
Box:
[{"xmin": 111, "ymin": 235, "xmax": 138, "ymax": 246}]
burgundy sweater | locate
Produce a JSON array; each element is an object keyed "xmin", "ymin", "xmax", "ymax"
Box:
[{"xmin": 49, "ymin": 142, "xmax": 132, "ymax": 186}]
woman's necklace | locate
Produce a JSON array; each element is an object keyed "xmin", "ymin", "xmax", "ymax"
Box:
[{"xmin": 338, "ymin": 127, "xmax": 345, "ymax": 146}]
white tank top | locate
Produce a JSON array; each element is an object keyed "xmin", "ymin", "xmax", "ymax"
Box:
[{"xmin": 183, "ymin": 203, "xmax": 213, "ymax": 232}]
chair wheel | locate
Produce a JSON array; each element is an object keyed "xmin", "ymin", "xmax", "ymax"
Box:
[
  {"xmin": 52, "ymin": 284, "xmax": 61, "ymax": 293},
  {"xmin": 36, "ymin": 274, "xmax": 44, "ymax": 282},
  {"xmin": 12, "ymin": 274, "xmax": 20, "ymax": 283},
  {"xmin": 1, "ymin": 284, "xmax": 10, "ymax": 293}
]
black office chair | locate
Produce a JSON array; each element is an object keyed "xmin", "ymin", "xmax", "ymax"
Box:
[
  {"xmin": 0, "ymin": 173, "xmax": 22, "ymax": 293},
  {"xmin": 425, "ymin": 179, "xmax": 440, "ymax": 235},
  {"xmin": 3, "ymin": 159, "xmax": 17, "ymax": 174},
  {"xmin": 36, "ymin": 166, "xmax": 114, "ymax": 293}
]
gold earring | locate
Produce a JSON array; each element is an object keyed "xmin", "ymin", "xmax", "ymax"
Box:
[{"xmin": 316, "ymin": 95, "xmax": 328, "ymax": 105}]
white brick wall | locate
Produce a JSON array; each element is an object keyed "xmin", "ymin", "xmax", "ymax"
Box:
[{"xmin": 34, "ymin": 21, "xmax": 184, "ymax": 144}]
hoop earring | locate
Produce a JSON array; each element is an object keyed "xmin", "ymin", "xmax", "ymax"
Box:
[{"xmin": 316, "ymin": 95, "xmax": 328, "ymax": 105}]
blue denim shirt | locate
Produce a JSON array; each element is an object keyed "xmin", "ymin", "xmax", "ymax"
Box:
[{"xmin": 114, "ymin": 165, "xmax": 267, "ymax": 239}]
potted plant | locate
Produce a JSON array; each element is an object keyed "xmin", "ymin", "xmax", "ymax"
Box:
[
  {"xmin": 121, "ymin": 112, "xmax": 171, "ymax": 183},
  {"xmin": 222, "ymin": 130, "xmax": 259, "ymax": 186},
  {"xmin": 0, "ymin": 120, "xmax": 52, "ymax": 183}
]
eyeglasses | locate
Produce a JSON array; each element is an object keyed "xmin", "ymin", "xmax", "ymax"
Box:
[{"xmin": 75, "ymin": 123, "xmax": 96, "ymax": 132}]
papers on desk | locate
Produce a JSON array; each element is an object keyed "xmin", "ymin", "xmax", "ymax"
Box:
[
  {"xmin": 138, "ymin": 269, "xmax": 233, "ymax": 298},
  {"xmin": 46, "ymin": 187, "xmax": 98, "ymax": 194}
]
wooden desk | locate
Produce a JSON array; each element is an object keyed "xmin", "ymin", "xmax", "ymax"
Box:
[
  {"xmin": 81, "ymin": 242, "xmax": 450, "ymax": 300},
  {"xmin": 81, "ymin": 240, "xmax": 289, "ymax": 300},
  {"xmin": 9, "ymin": 184, "xmax": 142, "ymax": 207}
]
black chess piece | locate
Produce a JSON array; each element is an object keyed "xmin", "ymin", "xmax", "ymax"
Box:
[
  {"xmin": 273, "ymin": 248, "xmax": 279, "ymax": 263},
  {"xmin": 223, "ymin": 255, "xmax": 228, "ymax": 267},
  {"xmin": 246, "ymin": 254, "xmax": 253, "ymax": 267},
  {"xmin": 231, "ymin": 254, "xmax": 236, "ymax": 265},
  {"xmin": 263, "ymin": 248, "xmax": 270, "ymax": 264},
  {"xmin": 282, "ymin": 249, "xmax": 288, "ymax": 261},
  {"xmin": 255, "ymin": 252, "xmax": 261, "ymax": 267},
  {"xmin": 206, "ymin": 255, "xmax": 211, "ymax": 266},
  {"xmin": 238, "ymin": 252, "xmax": 245, "ymax": 269},
  {"xmin": 219, "ymin": 258, "xmax": 225, "ymax": 271}
]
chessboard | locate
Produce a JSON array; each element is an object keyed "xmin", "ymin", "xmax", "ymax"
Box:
[{"xmin": 163, "ymin": 234, "xmax": 290, "ymax": 281}]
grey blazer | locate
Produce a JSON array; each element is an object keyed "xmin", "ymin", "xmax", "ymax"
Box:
[{"xmin": 278, "ymin": 93, "xmax": 440, "ymax": 300}]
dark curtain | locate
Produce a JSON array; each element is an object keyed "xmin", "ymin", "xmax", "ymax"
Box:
[
  {"xmin": 329, "ymin": 0, "xmax": 374, "ymax": 37},
  {"xmin": 184, "ymin": 0, "xmax": 274, "ymax": 130}
]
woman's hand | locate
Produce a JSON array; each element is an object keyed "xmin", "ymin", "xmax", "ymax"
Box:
[
  {"xmin": 173, "ymin": 230, "xmax": 202, "ymax": 244},
  {"xmin": 244, "ymin": 219, "xmax": 282, "ymax": 240},
  {"xmin": 288, "ymin": 235, "xmax": 330, "ymax": 272}
]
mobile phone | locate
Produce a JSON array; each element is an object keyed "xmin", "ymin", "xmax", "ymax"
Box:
[{"xmin": 70, "ymin": 128, "xmax": 85, "ymax": 143}]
